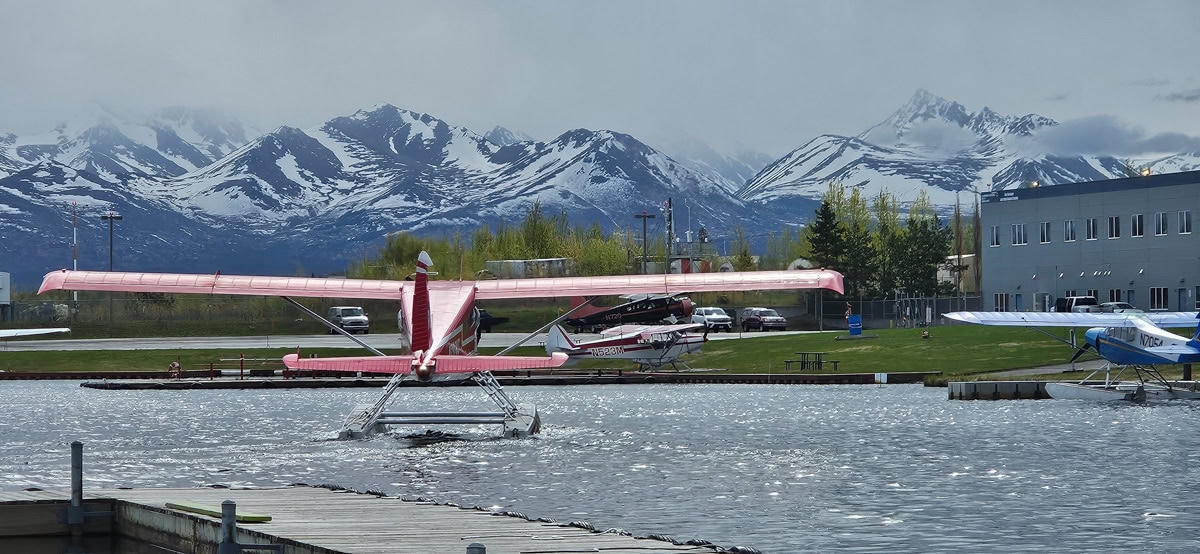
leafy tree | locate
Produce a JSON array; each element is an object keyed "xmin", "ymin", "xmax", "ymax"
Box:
[
  {"xmin": 838, "ymin": 187, "xmax": 877, "ymax": 297},
  {"xmin": 871, "ymin": 191, "xmax": 903, "ymax": 297},
  {"xmin": 730, "ymin": 227, "xmax": 756, "ymax": 271}
]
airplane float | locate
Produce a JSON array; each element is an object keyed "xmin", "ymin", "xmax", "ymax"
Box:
[
  {"xmin": 40, "ymin": 251, "xmax": 844, "ymax": 437},
  {"xmin": 545, "ymin": 322, "xmax": 707, "ymax": 370},
  {"xmin": 562, "ymin": 294, "xmax": 693, "ymax": 332},
  {"xmin": 943, "ymin": 310, "xmax": 1200, "ymax": 401}
]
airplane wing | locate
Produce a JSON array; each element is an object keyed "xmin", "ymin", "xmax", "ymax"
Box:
[
  {"xmin": 598, "ymin": 322, "xmax": 705, "ymax": 337},
  {"xmin": 0, "ymin": 328, "xmax": 70, "ymax": 338},
  {"xmin": 474, "ymin": 270, "xmax": 844, "ymax": 299},
  {"xmin": 282, "ymin": 352, "xmax": 568, "ymax": 374},
  {"xmin": 40, "ymin": 268, "xmax": 842, "ymax": 299},
  {"xmin": 944, "ymin": 311, "xmax": 1200, "ymax": 328},
  {"xmin": 39, "ymin": 270, "xmax": 407, "ymax": 299}
]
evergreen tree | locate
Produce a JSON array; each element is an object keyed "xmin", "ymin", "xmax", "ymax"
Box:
[
  {"xmin": 897, "ymin": 210, "xmax": 952, "ymax": 296},
  {"xmin": 806, "ymin": 199, "xmax": 844, "ymax": 270}
]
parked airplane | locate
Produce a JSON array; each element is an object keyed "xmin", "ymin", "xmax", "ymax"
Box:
[
  {"xmin": 0, "ymin": 328, "xmax": 70, "ymax": 338},
  {"xmin": 943, "ymin": 310, "xmax": 1200, "ymax": 401},
  {"xmin": 563, "ymin": 294, "xmax": 693, "ymax": 332},
  {"xmin": 545, "ymin": 322, "xmax": 706, "ymax": 370},
  {"xmin": 39, "ymin": 252, "xmax": 843, "ymax": 435}
]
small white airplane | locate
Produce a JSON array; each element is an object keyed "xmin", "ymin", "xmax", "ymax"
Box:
[
  {"xmin": 944, "ymin": 310, "xmax": 1200, "ymax": 401},
  {"xmin": 0, "ymin": 328, "xmax": 70, "ymax": 338},
  {"xmin": 40, "ymin": 251, "xmax": 844, "ymax": 436},
  {"xmin": 545, "ymin": 322, "xmax": 707, "ymax": 370}
]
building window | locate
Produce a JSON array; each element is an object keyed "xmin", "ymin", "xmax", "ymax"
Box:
[
  {"xmin": 1155, "ymin": 212, "xmax": 1169, "ymax": 235},
  {"xmin": 1086, "ymin": 218, "xmax": 1098, "ymax": 240},
  {"xmin": 1064, "ymin": 220, "xmax": 1076, "ymax": 242},
  {"xmin": 1150, "ymin": 287, "xmax": 1169, "ymax": 310},
  {"xmin": 1131, "ymin": 214, "xmax": 1143, "ymax": 237},
  {"xmin": 1108, "ymin": 216, "xmax": 1121, "ymax": 238},
  {"xmin": 1109, "ymin": 289, "xmax": 1123, "ymax": 302},
  {"xmin": 1182, "ymin": 210, "xmax": 1193, "ymax": 234},
  {"xmin": 1064, "ymin": 289, "xmax": 1077, "ymax": 298},
  {"xmin": 994, "ymin": 293, "xmax": 1010, "ymax": 312},
  {"xmin": 989, "ymin": 225, "xmax": 1000, "ymax": 247},
  {"xmin": 1040, "ymin": 221, "xmax": 1051, "ymax": 243},
  {"xmin": 1011, "ymin": 223, "xmax": 1027, "ymax": 245}
]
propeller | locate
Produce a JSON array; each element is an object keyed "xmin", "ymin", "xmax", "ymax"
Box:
[{"xmin": 1068, "ymin": 343, "xmax": 1092, "ymax": 363}]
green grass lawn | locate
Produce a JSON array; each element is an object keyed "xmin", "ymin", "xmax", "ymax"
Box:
[{"xmin": 0, "ymin": 324, "xmax": 1126, "ymax": 379}]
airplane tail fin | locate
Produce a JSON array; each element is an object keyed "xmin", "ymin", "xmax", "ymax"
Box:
[
  {"xmin": 1188, "ymin": 313, "xmax": 1200, "ymax": 349},
  {"xmin": 411, "ymin": 251, "xmax": 433, "ymax": 353},
  {"xmin": 544, "ymin": 324, "xmax": 579, "ymax": 353}
]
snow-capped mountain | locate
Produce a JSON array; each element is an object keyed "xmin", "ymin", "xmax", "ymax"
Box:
[
  {"xmin": 0, "ymin": 104, "xmax": 253, "ymax": 181},
  {"xmin": 740, "ymin": 89, "xmax": 1137, "ymax": 217},
  {"xmin": 3, "ymin": 91, "xmax": 1195, "ymax": 287},
  {"xmin": 1139, "ymin": 150, "xmax": 1200, "ymax": 174},
  {"xmin": 484, "ymin": 125, "xmax": 535, "ymax": 147},
  {"xmin": 659, "ymin": 138, "xmax": 775, "ymax": 195}
]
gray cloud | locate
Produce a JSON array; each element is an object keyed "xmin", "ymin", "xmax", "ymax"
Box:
[
  {"xmin": 900, "ymin": 120, "xmax": 979, "ymax": 157},
  {"xmin": 1031, "ymin": 115, "xmax": 1200, "ymax": 155},
  {"xmin": 1157, "ymin": 89, "xmax": 1200, "ymax": 103},
  {"xmin": 1, "ymin": 1, "xmax": 1199, "ymax": 157}
]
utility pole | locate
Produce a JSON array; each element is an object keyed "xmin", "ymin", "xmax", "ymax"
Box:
[
  {"xmin": 664, "ymin": 197, "xmax": 673, "ymax": 273},
  {"xmin": 635, "ymin": 211, "xmax": 656, "ymax": 274},
  {"xmin": 101, "ymin": 212, "xmax": 122, "ymax": 337}
]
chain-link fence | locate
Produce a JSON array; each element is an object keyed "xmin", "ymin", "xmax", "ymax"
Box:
[{"xmin": 821, "ymin": 296, "xmax": 982, "ymax": 331}]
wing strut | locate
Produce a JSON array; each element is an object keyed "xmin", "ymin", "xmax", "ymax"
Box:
[
  {"xmin": 281, "ymin": 296, "xmax": 385, "ymax": 356},
  {"xmin": 496, "ymin": 297, "xmax": 597, "ymax": 356}
]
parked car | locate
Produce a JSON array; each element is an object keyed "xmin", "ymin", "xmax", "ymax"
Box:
[
  {"xmin": 1098, "ymin": 301, "xmax": 1142, "ymax": 313},
  {"xmin": 1053, "ymin": 296, "xmax": 1100, "ymax": 313},
  {"xmin": 691, "ymin": 307, "xmax": 733, "ymax": 332},
  {"xmin": 739, "ymin": 307, "xmax": 787, "ymax": 331},
  {"xmin": 327, "ymin": 306, "xmax": 370, "ymax": 334}
]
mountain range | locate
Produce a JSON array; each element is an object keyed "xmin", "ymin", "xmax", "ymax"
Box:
[{"xmin": 3, "ymin": 90, "xmax": 1196, "ymax": 287}]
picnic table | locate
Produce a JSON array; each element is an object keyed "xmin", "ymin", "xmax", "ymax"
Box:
[
  {"xmin": 785, "ymin": 352, "xmax": 824, "ymax": 371},
  {"xmin": 784, "ymin": 352, "xmax": 840, "ymax": 372}
]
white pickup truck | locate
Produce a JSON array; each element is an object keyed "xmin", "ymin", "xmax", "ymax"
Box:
[{"xmin": 1053, "ymin": 296, "xmax": 1100, "ymax": 313}]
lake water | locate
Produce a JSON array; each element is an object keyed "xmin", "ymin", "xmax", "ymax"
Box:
[{"xmin": 1, "ymin": 381, "xmax": 1197, "ymax": 553}]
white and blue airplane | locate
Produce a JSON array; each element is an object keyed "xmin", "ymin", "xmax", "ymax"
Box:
[{"xmin": 943, "ymin": 310, "xmax": 1200, "ymax": 401}]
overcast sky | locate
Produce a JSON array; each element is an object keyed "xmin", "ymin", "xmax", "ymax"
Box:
[{"xmin": 3, "ymin": 0, "xmax": 1199, "ymax": 157}]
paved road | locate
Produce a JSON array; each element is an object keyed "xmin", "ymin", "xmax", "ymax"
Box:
[{"xmin": 0, "ymin": 329, "xmax": 822, "ymax": 352}]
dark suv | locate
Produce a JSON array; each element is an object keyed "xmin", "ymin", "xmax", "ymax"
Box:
[{"xmin": 739, "ymin": 307, "xmax": 787, "ymax": 331}]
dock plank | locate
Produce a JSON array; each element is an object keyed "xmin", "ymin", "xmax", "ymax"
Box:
[{"xmin": 27, "ymin": 486, "xmax": 711, "ymax": 553}]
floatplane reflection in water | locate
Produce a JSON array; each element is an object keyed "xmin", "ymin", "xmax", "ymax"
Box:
[
  {"xmin": 39, "ymin": 251, "xmax": 843, "ymax": 437},
  {"xmin": 944, "ymin": 311, "xmax": 1200, "ymax": 402}
]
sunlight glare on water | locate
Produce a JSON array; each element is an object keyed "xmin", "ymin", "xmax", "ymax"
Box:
[{"xmin": 1, "ymin": 381, "xmax": 1198, "ymax": 553}]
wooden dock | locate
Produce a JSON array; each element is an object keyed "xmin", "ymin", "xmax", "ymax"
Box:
[{"xmin": 1, "ymin": 485, "xmax": 717, "ymax": 553}]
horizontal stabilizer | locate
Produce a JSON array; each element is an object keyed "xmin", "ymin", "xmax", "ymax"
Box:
[
  {"xmin": 282, "ymin": 352, "xmax": 569, "ymax": 375},
  {"xmin": 282, "ymin": 354, "xmax": 415, "ymax": 374},
  {"xmin": 432, "ymin": 353, "xmax": 569, "ymax": 373}
]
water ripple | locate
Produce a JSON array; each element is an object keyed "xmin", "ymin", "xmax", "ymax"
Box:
[{"xmin": 1, "ymin": 382, "xmax": 1198, "ymax": 553}]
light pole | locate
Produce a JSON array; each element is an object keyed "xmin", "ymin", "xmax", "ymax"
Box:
[
  {"xmin": 100, "ymin": 212, "xmax": 123, "ymax": 271},
  {"xmin": 635, "ymin": 211, "xmax": 656, "ymax": 274},
  {"xmin": 100, "ymin": 212, "xmax": 122, "ymax": 336}
]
